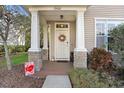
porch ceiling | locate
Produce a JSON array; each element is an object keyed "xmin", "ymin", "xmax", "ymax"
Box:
[
  {"xmin": 39, "ymin": 11, "xmax": 76, "ymax": 21},
  {"xmin": 24, "ymin": 5, "xmax": 89, "ymax": 21}
]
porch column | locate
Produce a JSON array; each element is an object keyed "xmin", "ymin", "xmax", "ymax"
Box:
[
  {"xmin": 74, "ymin": 10, "xmax": 87, "ymax": 68},
  {"xmin": 42, "ymin": 25, "xmax": 48, "ymax": 60},
  {"xmin": 28, "ymin": 10, "xmax": 42, "ymax": 71},
  {"xmin": 43, "ymin": 25, "xmax": 48, "ymax": 49}
]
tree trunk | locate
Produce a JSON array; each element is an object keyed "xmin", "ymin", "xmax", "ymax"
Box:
[{"xmin": 3, "ymin": 41, "xmax": 12, "ymax": 70}]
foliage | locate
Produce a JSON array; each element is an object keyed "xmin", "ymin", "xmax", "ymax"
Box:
[
  {"xmin": 14, "ymin": 14, "xmax": 31, "ymax": 52},
  {"xmin": 0, "ymin": 45, "xmax": 4, "ymax": 55},
  {"xmin": 69, "ymin": 69, "xmax": 118, "ymax": 88},
  {"xmin": 116, "ymin": 68, "xmax": 124, "ymax": 80},
  {"xmin": 16, "ymin": 45, "xmax": 25, "ymax": 52},
  {"xmin": 88, "ymin": 48, "xmax": 116, "ymax": 74},
  {"xmin": 8, "ymin": 45, "xmax": 26, "ymax": 54},
  {"xmin": 0, "ymin": 45, "xmax": 27, "ymax": 55},
  {"xmin": 25, "ymin": 31, "xmax": 30, "ymax": 52},
  {"xmin": 109, "ymin": 24, "xmax": 124, "ymax": 61}
]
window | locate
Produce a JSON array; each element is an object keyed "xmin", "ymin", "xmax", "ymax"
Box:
[
  {"xmin": 95, "ymin": 19, "xmax": 124, "ymax": 51},
  {"xmin": 96, "ymin": 22, "xmax": 106, "ymax": 48},
  {"xmin": 96, "ymin": 23, "xmax": 105, "ymax": 35},
  {"xmin": 56, "ymin": 24, "xmax": 68, "ymax": 28},
  {"xmin": 107, "ymin": 23, "xmax": 116, "ymax": 51}
]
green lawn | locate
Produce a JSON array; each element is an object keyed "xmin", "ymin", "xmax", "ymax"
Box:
[
  {"xmin": 11, "ymin": 52, "xmax": 28, "ymax": 65},
  {"xmin": 0, "ymin": 52, "xmax": 28, "ymax": 67}
]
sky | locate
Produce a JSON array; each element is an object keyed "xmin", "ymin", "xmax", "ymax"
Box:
[{"xmin": 5, "ymin": 5, "xmax": 29, "ymax": 16}]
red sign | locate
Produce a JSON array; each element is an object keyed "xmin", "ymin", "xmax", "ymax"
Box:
[{"xmin": 25, "ymin": 62, "xmax": 35, "ymax": 76}]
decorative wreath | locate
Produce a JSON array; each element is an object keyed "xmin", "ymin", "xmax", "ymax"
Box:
[{"xmin": 58, "ymin": 34, "xmax": 66, "ymax": 42}]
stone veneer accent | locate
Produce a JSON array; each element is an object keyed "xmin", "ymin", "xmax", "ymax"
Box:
[
  {"xmin": 74, "ymin": 51, "xmax": 87, "ymax": 68},
  {"xmin": 28, "ymin": 51, "xmax": 42, "ymax": 71},
  {"xmin": 42, "ymin": 49, "xmax": 48, "ymax": 60}
]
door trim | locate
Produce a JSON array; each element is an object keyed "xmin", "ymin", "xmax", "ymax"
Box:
[{"xmin": 54, "ymin": 22, "xmax": 70, "ymax": 61}]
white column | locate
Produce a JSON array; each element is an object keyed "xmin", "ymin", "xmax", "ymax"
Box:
[
  {"xmin": 28, "ymin": 10, "xmax": 41, "ymax": 52},
  {"xmin": 75, "ymin": 10, "xmax": 87, "ymax": 52},
  {"xmin": 43, "ymin": 25, "xmax": 48, "ymax": 49}
]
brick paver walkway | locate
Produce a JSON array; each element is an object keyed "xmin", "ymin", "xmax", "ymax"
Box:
[
  {"xmin": 34, "ymin": 61, "xmax": 73, "ymax": 78},
  {"xmin": 42, "ymin": 61, "xmax": 73, "ymax": 76}
]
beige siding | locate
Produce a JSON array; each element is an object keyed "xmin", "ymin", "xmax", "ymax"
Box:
[
  {"xmin": 85, "ymin": 5, "xmax": 124, "ymax": 51},
  {"xmin": 70, "ymin": 22, "xmax": 76, "ymax": 52},
  {"xmin": 48, "ymin": 21, "xmax": 76, "ymax": 60}
]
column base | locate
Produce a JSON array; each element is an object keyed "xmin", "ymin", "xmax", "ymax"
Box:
[
  {"xmin": 42, "ymin": 48, "xmax": 48, "ymax": 60},
  {"xmin": 28, "ymin": 51, "xmax": 42, "ymax": 72},
  {"xmin": 28, "ymin": 48, "xmax": 41, "ymax": 52},
  {"xmin": 74, "ymin": 50, "xmax": 87, "ymax": 68}
]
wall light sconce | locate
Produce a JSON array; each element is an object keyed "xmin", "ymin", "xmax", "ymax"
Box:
[{"xmin": 60, "ymin": 15, "xmax": 63, "ymax": 19}]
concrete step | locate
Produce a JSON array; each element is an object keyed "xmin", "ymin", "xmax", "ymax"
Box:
[{"xmin": 42, "ymin": 75, "xmax": 72, "ymax": 88}]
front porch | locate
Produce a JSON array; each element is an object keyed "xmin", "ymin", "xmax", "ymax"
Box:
[
  {"xmin": 27, "ymin": 6, "xmax": 88, "ymax": 71},
  {"xmin": 34, "ymin": 61, "xmax": 73, "ymax": 78}
]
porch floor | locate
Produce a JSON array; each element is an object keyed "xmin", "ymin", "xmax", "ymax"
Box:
[{"xmin": 34, "ymin": 61, "xmax": 73, "ymax": 78}]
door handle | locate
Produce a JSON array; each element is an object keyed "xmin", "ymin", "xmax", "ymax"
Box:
[{"xmin": 66, "ymin": 42, "xmax": 69, "ymax": 44}]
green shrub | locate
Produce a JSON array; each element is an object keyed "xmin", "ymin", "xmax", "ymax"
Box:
[
  {"xmin": 16, "ymin": 45, "xmax": 25, "ymax": 52},
  {"xmin": 0, "ymin": 45, "xmax": 26, "ymax": 55},
  {"xmin": 109, "ymin": 24, "xmax": 124, "ymax": 62},
  {"xmin": 69, "ymin": 69, "xmax": 118, "ymax": 88},
  {"xmin": 8, "ymin": 45, "xmax": 25, "ymax": 54},
  {"xmin": 8, "ymin": 45, "xmax": 16, "ymax": 54},
  {"xmin": 116, "ymin": 68, "xmax": 124, "ymax": 80},
  {"xmin": 0, "ymin": 45, "xmax": 4, "ymax": 56},
  {"xmin": 88, "ymin": 48, "xmax": 116, "ymax": 74}
]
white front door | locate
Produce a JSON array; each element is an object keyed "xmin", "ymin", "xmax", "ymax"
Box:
[{"xmin": 54, "ymin": 23, "xmax": 70, "ymax": 61}]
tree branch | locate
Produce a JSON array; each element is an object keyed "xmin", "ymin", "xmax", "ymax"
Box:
[
  {"xmin": 0, "ymin": 30, "xmax": 6, "ymax": 41},
  {"xmin": 4, "ymin": 22, "xmax": 10, "ymax": 41}
]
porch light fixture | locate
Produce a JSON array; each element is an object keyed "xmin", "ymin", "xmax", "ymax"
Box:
[{"xmin": 60, "ymin": 15, "xmax": 63, "ymax": 19}]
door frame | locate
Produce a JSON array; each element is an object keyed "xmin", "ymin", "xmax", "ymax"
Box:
[{"xmin": 54, "ymin": 22, "xmax": 70, "ymax": 61}]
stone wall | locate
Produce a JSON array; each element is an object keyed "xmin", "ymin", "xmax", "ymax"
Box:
[
  {"xmin": 74, "ymin": 51, "xmax": 87, "ymax": 68},
  {"xmin": 28, "ymin": 51, "xmax": 42, "ymax": 71}
]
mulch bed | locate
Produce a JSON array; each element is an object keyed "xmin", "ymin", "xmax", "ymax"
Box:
[{"xmin": 0, "ymin": 64, "xmax": 45, "ymax": 88}]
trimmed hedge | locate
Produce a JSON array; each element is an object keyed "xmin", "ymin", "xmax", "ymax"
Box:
[
  {"xmin": 69, "ymin": 69, "xmax": 118, "ymax": 88},
  {"xmin": 0, "ymin": 45, "xmax": 26, "ymax": 56}
]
